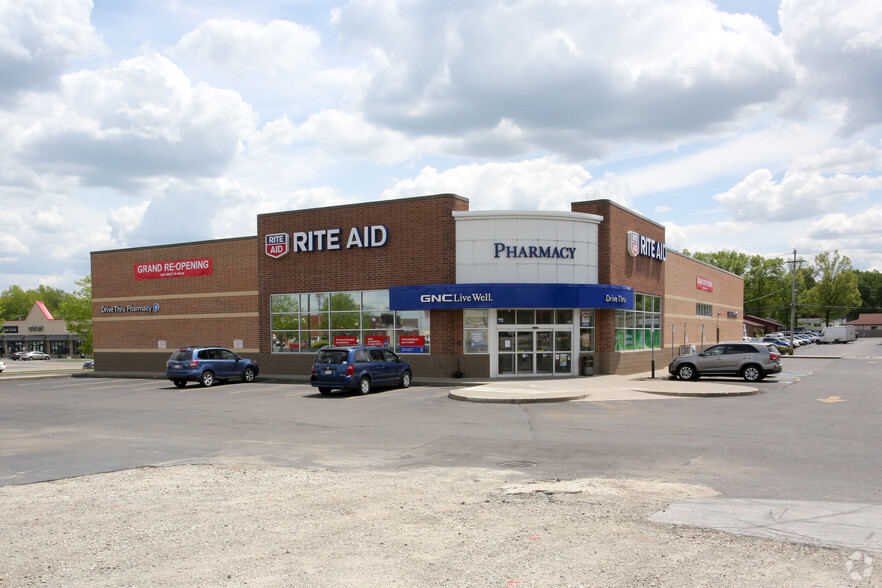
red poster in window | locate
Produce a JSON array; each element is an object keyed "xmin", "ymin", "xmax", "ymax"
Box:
[
  {"xmin": 696, "ymin": 276, "xmax": 713, "ymax": 292},
  {"xmin": 134, "ymin": 258, "xmax": 213, "ymax": 279},
  {"xmin": 366, "ymin": 336, "xmax": 390, "ymax": 347},
  {"xmin": 333, "ymin": 336, "xmax": 358, "ymax": 346}
]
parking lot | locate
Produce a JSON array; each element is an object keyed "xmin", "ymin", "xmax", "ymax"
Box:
[{"xmin": 1, "ymin": 340, "xmax": 880, "ymax": 585}]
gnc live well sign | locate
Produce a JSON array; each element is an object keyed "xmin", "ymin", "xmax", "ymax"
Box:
[{"xmin": 134, "ymin": 258, "xmax": 213, "ymax": 280}]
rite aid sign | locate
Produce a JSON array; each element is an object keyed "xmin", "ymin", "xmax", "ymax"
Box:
[
  {"xmin": 266, "ymin": 226, "xmax": 388, "ymax": 258},
  {"xmin": 627, "ymin": 231, "xmax": 666, "ymax": 261}
]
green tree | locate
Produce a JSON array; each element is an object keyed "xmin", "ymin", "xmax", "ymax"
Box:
[
  {"xmin": 0, "ymin": 284, "xmax": 69, "ymax": 320},
  {"xmin": 851, "ymin": 269, "xmax": 882, "ymax": 319},
  {"xmin": 59, "ymin": 276, "xmax": 93, "ymax": 355},
  {"xmin": 683, "ymin": 250, "xmax": 750, "ymax": 276},
  {"xmin": 806, "ymin": 251, "xmax": 862, "ymax": 326},
  {"xmin": 1, "ymin": 285, "xmax": 36, "ymax": 320}
]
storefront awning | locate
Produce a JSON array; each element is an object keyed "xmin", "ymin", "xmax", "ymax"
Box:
[
  {"xmin": 24, "ymin": 335, "xmax": 47, "ymax": 341},
  {"xmin": 1, "ymin": 335, "xmax": 24, "ymax": 341},
  {"xmin": 389, "ymin": 283, "xmax": 635, "ymax": 310},
  {"xmin": 46, "ymin": 335, "xmax": 72, "ymax": 341}
]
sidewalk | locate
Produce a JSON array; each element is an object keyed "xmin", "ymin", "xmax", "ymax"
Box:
[{"xmin": 446, "ymin": 371, "xmax": 759, "ymax": 403}]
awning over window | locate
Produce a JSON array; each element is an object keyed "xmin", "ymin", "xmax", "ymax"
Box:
[
  {"xmin": 47, "ymin": 335, "xmax": 72, "ymax": 341},
  {"xmin": 24, "ymin": 335, "xmax": 47, "ymax": 341}
]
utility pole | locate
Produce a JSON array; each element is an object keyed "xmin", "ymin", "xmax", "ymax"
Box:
[{"xmin": 785, "ymin": 249, "xmax": 804, "ymax": 348}]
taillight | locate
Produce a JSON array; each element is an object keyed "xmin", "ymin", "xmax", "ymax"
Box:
[
  {"xmin": 769, "ymin": 352, "xmax": 780, "ymax": 361},
  {"xmin": 346, "ymin": 364, "xmax": 354, "ymax": 376},
  {"xmin": 188, "ymin": 360, "xmax": 199, "ymax": 368}
]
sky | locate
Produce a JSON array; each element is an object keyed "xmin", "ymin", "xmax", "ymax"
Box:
[{"xmin": 1, "ymin": 0, "xmax": 881, "ymax": 294}]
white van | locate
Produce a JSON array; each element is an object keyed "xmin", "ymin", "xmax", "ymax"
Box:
[{"xmin": 818, "ymin": 325, "xmax": 856, "ymax": 344}]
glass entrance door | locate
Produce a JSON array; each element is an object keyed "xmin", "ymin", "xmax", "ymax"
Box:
[{"xmin": 498, "ymin": 329, "xmax": 572, "ymax": 376}]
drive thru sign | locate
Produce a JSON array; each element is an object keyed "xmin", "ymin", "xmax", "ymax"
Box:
[{"xmin": 266, "ymin": 233, "xmax": 289, "ymax": 258}]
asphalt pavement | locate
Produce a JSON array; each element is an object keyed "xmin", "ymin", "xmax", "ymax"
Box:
[{"xmin": 3, "ymin": 340, "xmax": 882, "ymax": 555}]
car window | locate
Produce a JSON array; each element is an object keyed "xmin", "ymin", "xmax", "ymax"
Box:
[
  {"xmin": 369, "ymin": 349, "xmax": 386, "ymax": 362},
  {"xmin": 704, "ymin": 346, "xmax": 724, "ymax": 356},
  {"xmin": 353, "ymin": 350, "xmax": 370, "ymax": 363},
  {"xmin": 382, "ymin": 350, "xmax": 398, "ymax": 362},
  {"xmin": 169, "ymin": 350, "xmax": 191, "ymax": 361},
  {"xmin": 315, "ymin": 349, "xmax": 348, "ymax": 364},
  {"xmin": 217, "ymin": 349, "xmax": 236, "ymax": 360}
]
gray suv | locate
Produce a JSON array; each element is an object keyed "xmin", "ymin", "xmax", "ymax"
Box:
[{"xmin": 668, "ymin": 342, "xmax": 782, "ymax": 382}]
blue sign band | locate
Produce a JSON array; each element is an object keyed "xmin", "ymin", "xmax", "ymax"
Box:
[{"xmin": 389, "ymin": 283, "xmax": 635, "ymax": 310}]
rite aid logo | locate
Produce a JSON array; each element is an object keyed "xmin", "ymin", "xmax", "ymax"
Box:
[
  {"xmin": 627, "ymin": 231, "xmax": 640, "ymax": 257},
  {"xmin": 266, "ymin": 233, "xmax": 289, "ymax": 258},
  {"xmin": 627, "ymin": 231, "xmax": 666, "ymax": 261}
]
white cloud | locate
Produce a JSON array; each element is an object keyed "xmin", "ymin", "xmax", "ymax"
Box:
[
  {"xmin": 781, "ymin": 0, "xmax": 882, "ymax": 133},
  {"xmin": 0, "ymin": 0, "xmax": 106, "ymax": 103},
  {"xmin": 173, "ymin": 18, "xmax": 321, "ymax": 76},
  {"xmin": 714, "ymin": 168, "xmax": 882, "ymax": 222},
  {"xmin": 17, "ymin": 53, "xmax": 256, "ymax": 189},
  {"xmin": 382, "ymin": 157, "xmax": 604, "ymax": 211},
  {"xmin": 335, "ymin": 0, "xmax": 794, "ymax": 156}
]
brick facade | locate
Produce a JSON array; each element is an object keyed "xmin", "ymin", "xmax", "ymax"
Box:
[
  {"xmin": 256, "ymin": 194, "xmax": 470, "ymax": 377},
  {"xmin": 89, "ymin": 196, "xmax": 744, "ymax": 379},
  {"xmin": 91, "ymin": 237, "xmax": 259, "ymax": 374},
  {"xmin": 664, "ymin": 250, "xmax": 745, "ymax": 353}
]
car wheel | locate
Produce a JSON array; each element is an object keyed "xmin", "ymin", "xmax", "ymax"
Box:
[
  {"xmin": 241, "ymin": 367, "xmax": 256, "ymax": 383},
  {"xmin": 318, "ymin": 387, "xmax": 332, "ymax": 395},
  {"xmin": 358, "ymin": 376, "xmax": 371, "ymax": 395},
  {"xmin": 400, "ymin": 371, "xmax": 412, "ymax": 389},
  {"xmin": 677, "ymin": 364, "xmax": 697, "ymax": 381},
  {"xmin": 742, "ymin": 365, "xmax": 762, "ymax": 382},
  {"xmin": 200, "ymin": 371, "xmax": 215, "ymax": 387},
  {"xmin": 173, "ymin": 380, "xmax": 187, "ymax": 388}
]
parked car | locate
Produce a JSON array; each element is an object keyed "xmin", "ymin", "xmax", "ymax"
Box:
[
  {"xmin": 669, "ymin": 341, "xmax": 782, "ymax": 382},
  {"xmin": 0, "ymin": 360, "xmax": 5, "ymax": 372},
  {"xmin": 23, "ymin": 351, "xmax": 51, "ymax": 360},
  {"xmin": 762, "ymin": 336, "xmax": 792, "ymax": 348},
  {"xmin": 82, "ymin": 359, "xmax": 94, "ymax": 369},
  {"xmin": 310, "ymin": 346, "xmax": 412, "ymax": 395},
  {"xmin": 9, "ymin": 351, "xmax": 28, "ymax": 361},
  {"xmin": 165, "ymin": 346, "xmax": 259, "ymax": 388}
]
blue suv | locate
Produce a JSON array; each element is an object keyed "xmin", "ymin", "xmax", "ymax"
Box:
[
  {"xmin": 310, "ymin": 346, "xmax": 412, "ymax": 395},
  {"xmin": 166, "ymin": 346, "xmax": 259, "ymax": 388}
]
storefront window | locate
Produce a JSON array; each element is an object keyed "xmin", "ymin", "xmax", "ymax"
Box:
[
  {"xmin": 464, "ymin": 310, "xmax": 488, "ymax": 354},
  {"xmin": 555, "ymin": 310, "xmax": 574, "ymax": 325},
  {"xmin": 497, "ymin": 309, "xmax": 516, "ymax": 324},
  {"xmin": 270, "ymin": 290, "xmax": 429, "ymax": 354},
  {"xmin": 535, "ymin": 309, "xmax": 554, "ymax": 324},
  {"xmin": 580, "ymin": 309, "xmax": 594, "ymax": 352},
  {"xmin": 614, "ymin": 294, "xmax": 662, "ymax": 352}
]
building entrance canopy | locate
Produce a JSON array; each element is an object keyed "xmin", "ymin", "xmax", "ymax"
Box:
[{"xmin": 389, "ymin": 283, "xmax": 634, "ymax": 310}]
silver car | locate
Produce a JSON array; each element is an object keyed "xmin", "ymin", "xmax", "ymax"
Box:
[{"xmin": 669, "ymin": 341, "xmax": 782, "ymax": 382}]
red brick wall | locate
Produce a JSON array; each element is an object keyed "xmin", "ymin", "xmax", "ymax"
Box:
[
  {"xmin": 665, "ymin": 250, "xmax": 744, "ymax": 351},
  {"xmin": 571, "ymin": 200, "xmax": 665, "ymax": 369},
  {"xmin": 257, "ymin": 194, "xmax": 469, "ymax": 358},
  {"xmin": 91, "ymin": 237, "xmax": 259, "ymax": 373}
]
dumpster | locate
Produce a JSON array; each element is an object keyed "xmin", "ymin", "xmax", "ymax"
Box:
[{"xmin": 581, "ymin": 354, "xmax": 594, "ymax": 376}]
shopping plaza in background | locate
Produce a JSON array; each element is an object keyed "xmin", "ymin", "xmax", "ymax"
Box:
[
  {"xmin": 86, "ymin": 195, "xmax": 746, "ymax": 379},
  {"xmin": 0, "ymin": 301, "xmax": 84, "ymax": 358}
]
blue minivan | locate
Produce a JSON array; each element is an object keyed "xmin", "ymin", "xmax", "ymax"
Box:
[{"xmin": 310, "ymin": 346, "xmax": 412, "ymax": 395}]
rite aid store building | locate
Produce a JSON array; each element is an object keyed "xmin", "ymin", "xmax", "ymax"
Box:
[{"xmin": 90, "ymin": 195, "xmax": 744, "ymax": 379}]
